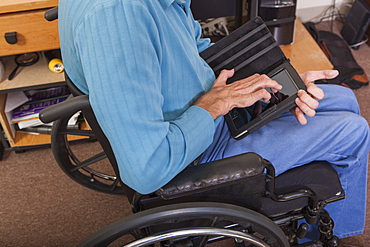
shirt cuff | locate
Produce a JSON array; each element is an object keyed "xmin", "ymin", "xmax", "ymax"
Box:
[{"xmin": 174, "ymin": 105, "xmax": 215, "ymax": 153}]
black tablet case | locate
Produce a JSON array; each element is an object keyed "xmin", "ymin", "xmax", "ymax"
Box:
[{"xmin": 200, "ymin": 17, "xmax": 306, "ymax": 139}]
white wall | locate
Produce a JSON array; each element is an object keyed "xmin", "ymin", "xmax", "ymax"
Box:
[
  {"xmin": 297, "ymin": 0, "xmax": 345, "ymax": 9},
  {"xmin": 296, "ymin": 0, "xmax": 353, "ymax": 22}
]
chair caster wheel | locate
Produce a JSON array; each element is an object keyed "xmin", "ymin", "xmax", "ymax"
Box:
[{"xmin": 325, "ymin": 236, "xmax": 341, "ymax": 247}]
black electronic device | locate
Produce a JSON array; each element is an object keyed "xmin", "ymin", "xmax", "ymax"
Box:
[
  {"xmin": 200, "ymin": 17, "xmax": 306, "ymax": 140},
  {"xmin": 341, "ymin": 0, "xmax": 370, "ymax": 49},
  {"xmin": 227, "ymin": 61, "xmax": 305, "ymax": 139},
  {"xmin": 190, "ymin": 0, "xmax": 243, "ymax": 28}
]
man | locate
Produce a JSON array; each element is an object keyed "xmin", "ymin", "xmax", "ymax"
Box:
[{"xmin": 58, "ymin": 0, "xmax": 369, "ymax": 241}]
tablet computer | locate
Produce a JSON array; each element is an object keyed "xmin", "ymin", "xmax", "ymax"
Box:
[
  {"xmin": 200, "ymin": 17, "xmax": 306, "ymax": 140},
  {"xmin": 225, "ymin": 60, "xmax": 306, "ymax": 139}
]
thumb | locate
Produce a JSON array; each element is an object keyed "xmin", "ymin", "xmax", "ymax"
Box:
[{"xmin": 213, "ymin": 69, "xmax": 235, "ymax": 87}]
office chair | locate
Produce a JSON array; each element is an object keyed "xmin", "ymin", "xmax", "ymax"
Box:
[{"xmin": 40, "ymin": 7, "xmax": 345, "ymax": 246}]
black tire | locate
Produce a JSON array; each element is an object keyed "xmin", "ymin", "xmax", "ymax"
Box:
[
  {"xmin": 78, "ymin": 202, "xmax": 290, "ymax": 247},
  {"xmin": 51, "ymin": 114, "xmax": 125, "ymax": 195}
]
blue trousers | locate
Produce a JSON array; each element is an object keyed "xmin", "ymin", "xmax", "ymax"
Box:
[{"xmin": 200, "ymin": 84, "xmax": 370, "ymax": 239}]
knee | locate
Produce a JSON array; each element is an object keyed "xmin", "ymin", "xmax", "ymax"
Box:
[
  {"xmin": 342, "ymin": 113, "xmax": 370, "ymax": 147},
  {"xmin": 318, "ymin": 84, "xmax": 360, "ymax": 114},
  {"xmin": 319, "ymin": 84, "xmax": 355, "ymax": 98}
]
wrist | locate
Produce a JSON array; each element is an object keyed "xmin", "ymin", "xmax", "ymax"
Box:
[{"xmin": 194, "ymin": 103, "xmax": 221, "ymax": 120}]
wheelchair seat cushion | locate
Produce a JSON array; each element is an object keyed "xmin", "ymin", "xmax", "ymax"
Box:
[
  {"xmin": 156, "ymin": 153, "xmax": 266, "ymax": 199},
  {"xmin": 146, "ymin": 159, "xmax": 343, "ymax": 218},
  {"xmin": 260, "ymin": 161, "xmax": 344, "ymax": 217}
]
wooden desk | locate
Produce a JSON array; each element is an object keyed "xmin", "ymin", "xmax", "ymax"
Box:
[
  {"xmin": 281, "ymin": 19, "xmax": 333, "ymax": 74},
  {"xmin": 0, "ymin": 0, "xmax": 59, "ymax": 57},
  {"xmin": 0, "ymin": 0, "xmax": 75, "ymax": 155},
  {"xmin": 0, "ymin": 0, "xmax": 57, "ymax": 14}
]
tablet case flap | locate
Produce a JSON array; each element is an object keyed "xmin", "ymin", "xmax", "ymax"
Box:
[
  {"xmin": 200, "ymin": 17, "xmax": 303, "ymax": 139},
  {"xmin": 200, "ymin": 16, "xmax": 287, "ymax": 84}
]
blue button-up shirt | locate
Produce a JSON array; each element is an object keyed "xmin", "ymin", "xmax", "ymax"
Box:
[{"xmin": 59, "ymin": 0, "xmax": 217, "ymax": 194}]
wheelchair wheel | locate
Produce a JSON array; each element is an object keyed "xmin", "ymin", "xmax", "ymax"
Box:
[
  {"xmin": 78, "ymin": 202, "xmax": 290, "ymax": 247},
  {"xmin": 51, "ymin": 114, "xmax": 125, "ymax": 195}
]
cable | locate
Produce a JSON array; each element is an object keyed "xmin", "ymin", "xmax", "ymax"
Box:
[
  {"xmin": 331, "ymin": 0, "xmax": 336, "ymax": 31},
  {"xmin": 311, "ymin": 0, "xmax": 353, "ymax": 34},
  {"xmin": 313, "ymin": 13, "xmax": 347, "ymax": 24},
  {"xmin": 312, "ymin": 1, "xmax": 353, "ymax": 25}
]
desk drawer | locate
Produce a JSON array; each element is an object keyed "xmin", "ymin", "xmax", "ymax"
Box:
[{"xmin": 0, "ymin": 8, "xmax": 59, "ymax": 57}]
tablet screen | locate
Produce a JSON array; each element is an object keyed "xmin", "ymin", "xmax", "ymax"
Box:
[
  {"xmin": 269, "ymin": 68, "xmax": 299, "ymax": 96},
  {"xmin": 231, "ymin": 68, "xmax": 299, "ymax": 129}
]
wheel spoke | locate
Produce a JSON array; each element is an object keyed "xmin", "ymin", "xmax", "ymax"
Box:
[
  {"xmin": 51, "ymin": 115, "xmax": 127, "ymax": 194},
  {"xmin": 78, "ymin": 203, "xmax": 289, "ymax": 246},
  {"xmin": 197, "ymin": 216, "xmax": 219, "ymax": 246},
  {"xmin": 110, "ymin": 179, "xmax": 120, "ymax": 191},
  {"xmin": 125, "ymin": 228, "xmax": 270, "ymax": 247},
  {"xmin": 59, "ymin": 129, "xmax": 95, "ymax": 137},
  {"xmin": 70, "ymin": 151, "xmax": 107, "ymax": 172}
]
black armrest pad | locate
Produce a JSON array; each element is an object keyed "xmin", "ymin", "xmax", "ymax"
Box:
[
  {"xmin": 39, "ymin": 95, "xmax": 90, "ymax": 123},
  {"xmin": 155, "ymin": 153, "xmax": 266, "ymax": 200}
]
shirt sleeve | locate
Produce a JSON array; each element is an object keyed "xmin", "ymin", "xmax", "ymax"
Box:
[{"xmin": 72, "ymin": 1, "xmax": 215, "ymax": 194}]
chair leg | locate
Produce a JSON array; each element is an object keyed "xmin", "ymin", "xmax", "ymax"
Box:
[{"xmin": 293, "ymin": 209, "xmax": 341, "ymax": 247}]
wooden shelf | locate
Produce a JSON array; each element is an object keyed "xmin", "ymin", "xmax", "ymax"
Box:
[
  {"xmin": 12, "ymin": 121, "xmax": 91, "ymax": 148},
  {"xmin": 0, "ymin": 89, "xmax": 90, "ymax": 148},
  {"xmin": 12, "ymin": 131, "xmax": 89, "ymax": 148},
  {"xmin": 0, "ymin": 54, "xmax": 89, "ymax": 149},
  {"xmin": 0, "ymin": 0, "xmax": 90, "ymax": 155},
  {"xmin": 0, "ymin": 54, "xmax": 65, "ymax": 93},
  {"xmin": 0, "ymin": 0, "xmax": 58, "ymax": 14}
]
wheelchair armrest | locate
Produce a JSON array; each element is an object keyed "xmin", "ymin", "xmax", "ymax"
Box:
[
  {"xmin": 39, "ymin": 95, "xmax": 90, "ymax": 123},
  {"xmin": 155, "ymin": 153, "xmax": 266, "ymax": 200}
]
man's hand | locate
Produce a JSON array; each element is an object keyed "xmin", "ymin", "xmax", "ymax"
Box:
[
  {"xmin": 194, "ymin": 69, "xmax": 282, "ymax": 119},
  {"xmin": 292, "ymin": 70, "xmax": 339, "ymax": 125}
]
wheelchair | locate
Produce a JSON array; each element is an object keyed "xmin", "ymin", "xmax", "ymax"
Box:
[{"xmin": 40, "ymin": 7, "xmax": 345, "ymax": 247}]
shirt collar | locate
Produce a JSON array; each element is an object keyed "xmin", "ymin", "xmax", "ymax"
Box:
[{"xmin": 159, "ymin": 0, "xmax": 186, "ymax": 10}]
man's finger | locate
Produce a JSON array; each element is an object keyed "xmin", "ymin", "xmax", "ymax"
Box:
[
  {"xmin": 249, "ymin": 88, "xmax": 272, "ymax": 104},
  {"xmin": 291, "ymin": 107, "xmax": 308, "ymax": 125},
  {"xmin": 298, "ymin": 89, "xmax": 320, "ymax": 109},
  {"xmin": 306, "ymin": 83, "xmax": 324, "ymax": 100},
  {"xmin": 213, "ymin": 69, "xmax": 235, "ymax": 87},
  {"xmin": 241, "ymin": 74, "xmax": 282, "ymax": 93},
  {"xmin": 295, "ymin": 96, "xmax": 316, "ymax": 117}
]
